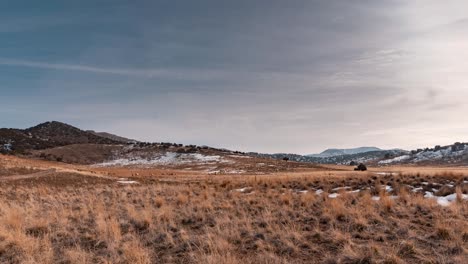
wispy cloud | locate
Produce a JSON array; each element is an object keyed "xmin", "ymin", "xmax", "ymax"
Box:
[{"xmin": 0, "ymin": 58, "xmax": 169, "ymax": 77}]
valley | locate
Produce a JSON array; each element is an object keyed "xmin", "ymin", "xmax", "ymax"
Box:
[{"xmin": 0, "ymin": 122, "xmax": 466, "ymax": 263}]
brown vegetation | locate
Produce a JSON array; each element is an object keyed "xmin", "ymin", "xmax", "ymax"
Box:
[{"xmin": 0, "ymin": 167, "xmax": 466, "ymax": 263}]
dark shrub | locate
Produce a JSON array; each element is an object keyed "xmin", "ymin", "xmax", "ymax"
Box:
[{"xmin": 354, "ymin": 163, "xmax": 367, "ymax": 171}]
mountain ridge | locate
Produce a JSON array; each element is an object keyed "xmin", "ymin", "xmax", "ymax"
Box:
[
  {"xmin": 86, "ymin": 130, "xmax": 137, "ymax": 143},
  {"xmin": 308, "ymin": 147, "xmax": 382, "ymax": 158}
]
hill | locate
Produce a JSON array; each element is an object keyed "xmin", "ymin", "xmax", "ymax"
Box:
[
  {"xmin": 308, "ymin": 147, "xmax": 382, "ymax": 157},
  {"xmin": 252, "ymin": 149, "xmax": 407, "ymax": 165},
  {"xmin": 379, "ymin": 142, "xmax": 468, "ymax": 165},
  {"xmin": 0, "ymin": 121, "xmax": 120, "ymax": 153}
]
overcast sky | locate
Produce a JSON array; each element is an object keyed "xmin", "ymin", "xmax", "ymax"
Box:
[{"xmin": 1, "ymin": 0, "xmax": 467, "ymax": 154}]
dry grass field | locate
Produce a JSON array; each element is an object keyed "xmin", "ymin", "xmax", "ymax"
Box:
[{"xmin": 0, "ymin": 155, "xmax": 467, "ymax": 263}]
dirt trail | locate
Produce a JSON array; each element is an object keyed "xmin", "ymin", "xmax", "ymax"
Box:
[
  {"xmin": 0, "ymin": 169, "xmax": 57, "ymax": 181},
  {"xmin": 0, "ymin": 167, "xmax": 117, "ymax": 182}
]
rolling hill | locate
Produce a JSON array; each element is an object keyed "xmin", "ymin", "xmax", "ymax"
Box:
[{"xmin": 0, "ymin": 121, "xmax": 120, "ymax": 153}]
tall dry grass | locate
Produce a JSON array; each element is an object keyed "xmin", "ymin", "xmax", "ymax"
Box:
[{"xmin": 0, "ymin": 172, "xmax": 465, "ymax": 263}]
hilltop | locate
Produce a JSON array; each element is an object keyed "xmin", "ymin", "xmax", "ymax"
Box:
[{"xmin": 0, "ymin": 121, "xmax": 120, "ymax": 153}]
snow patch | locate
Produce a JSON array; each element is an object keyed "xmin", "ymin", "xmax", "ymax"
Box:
[
  {"xmin": 378, "ymin": 155, "xmax": 410, "ymax": 164},
  {"xmin": 382, "ymin": 185, "xmax": 393, "ymax": 192},
  {"xmin": 331, "ymin": 186, "xmax": 351, "ymax": 191},
  {"xmin": 117, "ymin": 180, "xmax": 139, "ymax": 184},
  {"xmin": 424, "ymin": 191, "xmax": 468, "ymax": 206},
  {"xmin": 235, "ymin": 187, "xmax": 252, "ymax": 193},
  {"xmin": 2, "ymin": 143, "xmax": 12, "ymax": 152},
  {"xmin": 374, "ymin": 172, "xmax": 398, "ymax": 176},
  {"xmin": 96, "ymin": 152, "xmax": 224, "ymax": 167}
]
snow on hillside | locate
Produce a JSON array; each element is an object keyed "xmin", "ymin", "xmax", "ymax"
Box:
[
  {"xmin": 379, "ymin": 144, "xmax": 468, "ymax": 164},
  {"xmin": 378, "ymin": 155, "xmax": 411, "ymax": 164},
  {"xmin": 413, "ymin": 147, "xmax": 466, "ymax": 162},
  {"xmin": 2, "ymin": 143, "xmax": 12, "ymax": 152},
  {"xmin": 96, "ymin": 152, "xmax": 225, "ymax": 167}
]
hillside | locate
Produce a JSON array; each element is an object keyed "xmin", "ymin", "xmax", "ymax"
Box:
[
  {"xmin": 252, "ymin": 149, "xmax": 408, "ymax": 165},
  {"xmin": 379, "ymin": 142, "xmax": 468, "ymax": 165},
  {"xmin": 0, "ymin": 121, "xmax": 120, "ymax": 153}
]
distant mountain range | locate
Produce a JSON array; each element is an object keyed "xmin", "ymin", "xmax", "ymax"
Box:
[{"xmin": 308, "ymin": 147, "xmax": 382, "ymax": 158}]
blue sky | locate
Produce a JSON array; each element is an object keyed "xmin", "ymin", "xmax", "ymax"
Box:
[{"xmin": 1, "ymin": 0, "xmax": 468, "ymax": 154}]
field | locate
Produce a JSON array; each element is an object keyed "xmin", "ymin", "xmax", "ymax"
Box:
[{"xmin": 0, "ymin": 155, "xmax": 467, "ymax": 263}]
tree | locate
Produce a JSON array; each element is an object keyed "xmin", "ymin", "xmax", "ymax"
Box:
[{"xmin": 452, "ymin": 142, "xmax": 464, "ymax": 152}]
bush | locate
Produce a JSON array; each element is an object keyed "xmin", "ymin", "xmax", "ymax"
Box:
[{"xmin": 354, "ymin": 163, "xmax": 367, "ymax": 171}]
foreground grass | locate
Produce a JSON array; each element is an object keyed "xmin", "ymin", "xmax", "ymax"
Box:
[{"xmin": 0, "ymin": 173, "xmax": 466, "ymax": 263}]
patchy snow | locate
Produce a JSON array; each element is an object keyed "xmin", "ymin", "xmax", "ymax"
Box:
[
  {"xmin": 372, "ymin": 196, "xmax": 380, "ymax": 201},
  {"xmin": 378, "ymin": 155, "xmax": 410, "ymax": 164},
  {"xmin": 412, "ymin": 187, "xmax": 423, "ymax": 192},
  {"xmin": 378, "ymin": 145, "xmax": 468, "ymax": 164},
  {"xmin": 424, "ymin": 191, "xmax": 468, "ymax": 206},
  {"xmin": 412, "ymin": 147, "xmax": 467, "ymax": 163},
  {"xmin": 117, "ymin": 180, "xmax": 139, "ymax": 184},
  {"xmin": 235, "ymin": 187, "xmax": 252, "ymax": 193},
  {"xmin": 424, "ymin": 191, "xmax": 434, "ymax": 198},
  {"xmin": 374, "ymin": 172, "xmax": 398, "ymax": 176},
  {"xmin": 208, "ymin": 169, "xmax": 246, "ymax": 174},
  {"xmin": 382, "ymin": 185, "xmax": 393, "ymax": 192},
  {"xmin": 228, "ymin": 155, "xmax": 251, "ymax": 158},
  {"xmin": 96, "ymin": 152, "xmax": 224, "ymax": 167},
  {"xmin": 328, "ymin": 193, "xmax": 339, "ymax": 198},
  {"xmin": 331, "ymin": 186, "xmax": 351, "ymax": 191},
  {"xmin": 315, "ymin": 189, "xmax": 324, "ymax": 195},
  {"xmin": 225, "ymin": 169, "xmax": 246, "ymax": 174},
  {"xmin": 2, "ymin": 143, "xmax": 12, "ymax": 152}
]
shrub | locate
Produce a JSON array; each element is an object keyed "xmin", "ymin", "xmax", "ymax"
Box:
[{"xmin": 354, "ymin": 163, "xmax": 367, "ymax": 171}]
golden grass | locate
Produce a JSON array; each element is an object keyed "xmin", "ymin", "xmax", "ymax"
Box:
[{"xmin": 0, "ymin": 171, "xmax": 465, "ymax": 263}]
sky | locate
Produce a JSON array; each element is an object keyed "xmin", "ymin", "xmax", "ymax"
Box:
[{"xmin": 1, "ymin": 0, "xmax": 468, "ymax": 154}]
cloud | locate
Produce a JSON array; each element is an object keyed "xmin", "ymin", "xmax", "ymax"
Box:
[
  {"xmin": 0, "ymin": 58, "xmax": 171, "ymax": 77},
  {"xmin": 2, "ymin": 0, "xmax": 468, "ymax": 153}
]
